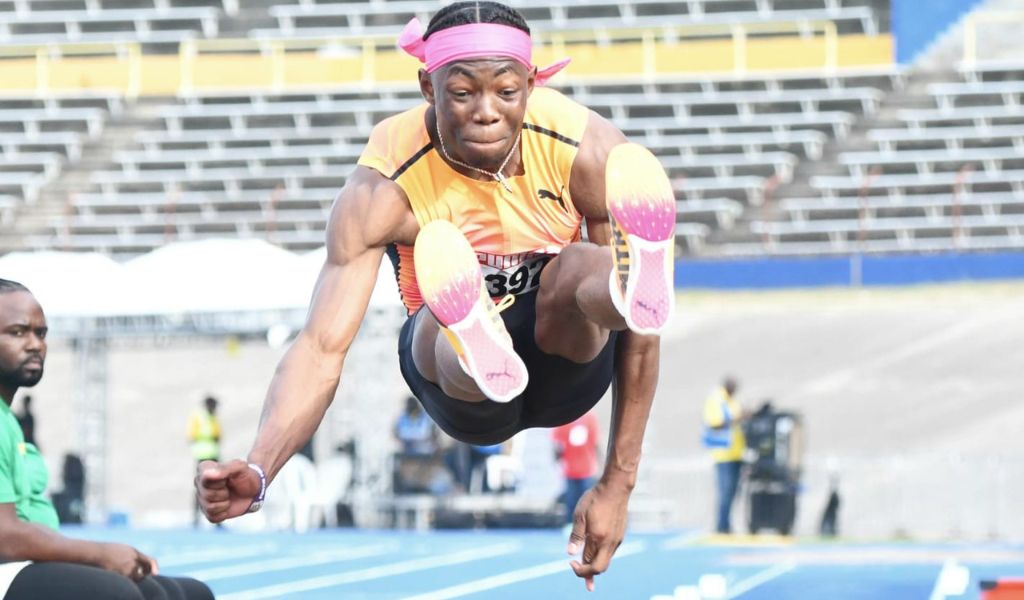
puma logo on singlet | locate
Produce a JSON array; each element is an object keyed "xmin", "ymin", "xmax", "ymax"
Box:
[{"xmin": 537, "ymin": 187, "xmax": 567, "ymax": 212}]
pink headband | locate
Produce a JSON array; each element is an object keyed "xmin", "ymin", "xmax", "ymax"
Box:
[{"xmin": 398, "ymin": 17, "xmax": 569, "ymax": 86}]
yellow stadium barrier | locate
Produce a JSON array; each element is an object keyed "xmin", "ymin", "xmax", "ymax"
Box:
[{"xmin": 0, "ymin": 23, "xmax": 892, "ymax": 96}]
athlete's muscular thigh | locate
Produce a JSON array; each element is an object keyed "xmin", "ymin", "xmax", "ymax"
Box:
[{"xmin": 535, "ymin": 243, "xmax": 612, "ymax": 363}]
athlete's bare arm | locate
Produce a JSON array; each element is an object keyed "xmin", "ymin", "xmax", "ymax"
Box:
[
  {"xmin": 565, "ymin": 109, "xmax": 662, "ymax": 591},
  {"xmin": 196, "ymin": 166, "xmax": 417, "ymax": 523}
]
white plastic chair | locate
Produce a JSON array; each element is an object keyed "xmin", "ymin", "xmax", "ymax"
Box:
[
  {"xmin": 312, "ymin": 454, "xmax": 354, "ymax": 528},
  {"xmin": 275, "ymin": 454, "xmax": 318, "ymax": 532}
]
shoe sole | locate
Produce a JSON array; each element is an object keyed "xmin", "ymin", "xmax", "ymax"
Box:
[
  {"xmin": 605, "ymin": 143, "xmax": 676, "ymax": 335},
  {"xmin": 414, "ymin": 220, "xmax": 528, "ymax": 403}
]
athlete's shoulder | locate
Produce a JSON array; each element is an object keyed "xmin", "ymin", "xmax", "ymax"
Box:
[
  {"xmin": 524, "ymin": 87, "xmax": 589, "ymax": 147},
  {"xmin": 359, "ymin": 104, "xmax": 432, "ymax": 179}
]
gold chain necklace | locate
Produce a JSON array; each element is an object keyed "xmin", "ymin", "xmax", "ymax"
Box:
[{"xmin": 435, "ymin": 119, "xmax": 520, "ymax": 193}]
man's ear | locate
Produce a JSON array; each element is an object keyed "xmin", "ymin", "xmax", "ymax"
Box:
[
  {"xmin": 527, "ymin": 66, "xmax": 537, "ymax": 95},
  {"xmin": 418, "ymin": 68, "xmax": 435, "ymax": 105}
]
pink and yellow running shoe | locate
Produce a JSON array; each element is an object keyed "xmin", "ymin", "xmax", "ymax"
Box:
[
  {"xmin": 605, "ymin": 143, "xmax": 676, "ymax": 335},
  {"xmin": 413, "ymin": 219, "xmax": 528, "ymax": 403}
]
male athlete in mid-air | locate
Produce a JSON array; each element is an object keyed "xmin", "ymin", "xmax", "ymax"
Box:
[{"xmin": 196, "ymin": 2, "xmax": 676, "ymax": 590}]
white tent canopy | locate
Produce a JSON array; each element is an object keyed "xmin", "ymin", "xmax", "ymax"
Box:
[
  {"xmin": 0, "ymin": 251, "xmax": 144, "ymax": 317},
  {"xmin": 0, "ymin": 239, "xmax": 402, "ymax": 318},
  {"xmin": 123, "ymin": 239, "xmax": 307, "ymax": 314},
  {"xmin": 298, "ymin": 247, "xmax": 402, "ymax": 309}
]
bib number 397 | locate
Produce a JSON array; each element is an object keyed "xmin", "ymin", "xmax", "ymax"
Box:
[{"xmin": 481, "ymin": 255, "xmax": 553, "ymax": 297}]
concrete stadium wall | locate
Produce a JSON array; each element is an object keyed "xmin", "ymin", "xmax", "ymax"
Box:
[
  {"xmin": 892, "ymin": 0, "xmax": 984, "ymax": 63},
  {"xmin": 677, "ymin": 251, "xmax": 1024, "ymax": 289},
  {"xmin": 653, "ymin": 283, "xmax": 1024, "ymax": 540}
]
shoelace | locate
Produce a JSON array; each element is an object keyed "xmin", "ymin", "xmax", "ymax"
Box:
[
  {"xmin": 488, "ymin": 294, "xmax": 516, "ymax": 330},
  {"xmin": 443, "ymin": 292, "xmax": 517, "ymax": 371},
  {"xmin": 610, "ymin": 218, "xmax": 631, "ymax": 290}
]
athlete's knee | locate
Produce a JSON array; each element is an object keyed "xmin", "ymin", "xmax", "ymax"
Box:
[
  {"xmin": 534, "ymin": 320, "xmax": 605, "ymax": 364},
  {"xmin": 410, "ymin": 311, "xmax": 439, "ymax": 381},
  {"xmin": 436, "ymin": 369, "xmax": 486, "ymax": 402},
  {"xmin": 541, "ymin": 244, "xmax": 611, "ymax": 305},
  {"xmin": 533, "ymin": 319, "xmax": 561, "ymax": 357},
  {"xmin": 543, "ymin": 244, "xmax": 596, "ymax": 284}
]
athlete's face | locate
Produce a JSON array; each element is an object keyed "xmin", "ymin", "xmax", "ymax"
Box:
[
  {"xmin": 421, "ymin": 58, "xmax": 535, "ymax": 171},
  {"xmin": 0, "ymin": 291, "xmax": 47, "ymax": 401}
]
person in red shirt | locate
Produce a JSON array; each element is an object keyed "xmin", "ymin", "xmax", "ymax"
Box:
[{"xmin": 552, "ymin": 411, "xmax": 601, "ymax": 525}]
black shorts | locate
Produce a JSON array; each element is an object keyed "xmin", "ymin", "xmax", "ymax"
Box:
[
  {"xmin": 398, "ymin": 290, "xmax": 618, "ymax": 445},
  {"xmin": 6, "ymin": 562, "xmax": 213, "ymax": 600}
]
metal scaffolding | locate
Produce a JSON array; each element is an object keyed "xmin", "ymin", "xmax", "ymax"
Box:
[{"xmin": 58, "ymin": 304, "xmax": 405, "ymax": 522}]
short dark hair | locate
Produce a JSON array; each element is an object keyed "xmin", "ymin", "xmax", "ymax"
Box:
[
  {"xmin": 424, "ymin": 1, "xmax": 530, "ymax": 40},
  {"xmin": 0, "ymin": 279, "xmax": 29, "ymax": 295}
]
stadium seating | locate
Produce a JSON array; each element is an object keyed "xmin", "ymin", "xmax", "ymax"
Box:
[
  {"xmin": 0, "ymin": 194, "xmax": 18, "ymax": 225},
  {"xmin": 0, "ymin": 4, "xmax": 221, "ymax": 43},
  {"xmin": 21, "ymin": 66, "xmax": 899, "ymax": 256},
  {"xmin": 258, "ymin": 0, "xmax": 879, "ymax": 39},
  {"xmin": 738, "ymin": 60, "xmax": 1024, "ymax": 256},
  {"xmin": 0, "ymin": 0, "xmax": 910, "ymax": 257},
  {"xmin": 0, "ymin": 94, "xmax": 121, "ymax": 206}
]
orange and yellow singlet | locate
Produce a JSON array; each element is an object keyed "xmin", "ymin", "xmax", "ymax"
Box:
[{"xmin": 358, "ymin": 87, "xmax": 590, "ymax": 315}]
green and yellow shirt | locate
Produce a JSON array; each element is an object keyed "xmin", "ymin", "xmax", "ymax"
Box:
[{"xmin": 0, "ymin": 399, "xmax": 59, "ymax": 529}]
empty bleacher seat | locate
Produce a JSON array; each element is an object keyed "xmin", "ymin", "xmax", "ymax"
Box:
[
  {"xmin": 258, "ymin": 0, "xmax": 877, "ymax": 38},
  {"xmin": 750, "ymin": 213, "xmax": 1024, "ymax": 249},
  {"xmin": 867, "ymin": 124, "xmax": 1024, "ymax": 153},
  {"xmin": 779, "ymin": 192, "xmax": 1024, "ymax": 224},
  {"xmin": 0, "ymin": 194, "xmax": 18, "ymax": 224},
  {"xmin": 0, "ymin": 5, "xmax": 219, "ymax": 43},
  {"xmin": 838, "ymin": 146, "xmax": 1024, "ymax": 178},
  {"xmin": 677, "ymin": 197, "xmax": 744, "ymax": 228},
  {"xmin": 811, "ymin": 169, "xmax": 1024, "ymax": 199}
]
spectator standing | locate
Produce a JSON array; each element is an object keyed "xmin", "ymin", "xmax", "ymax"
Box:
[
  {"xmin": 15, "ymin": 394, "xmax": 35, "ymax": 449},
  {"xmin": 552, "ymin": 411, "xmax": 601, "ymax": 525},
  {"xmin": 393, "ymin": 396, "xmax": 438, "ymax": 457},
  {"xmin": 187, "ymin": 396, "xmax": 220, "ymax": 527},
  {"xmin": 702, "ymin": 376, "xmax": 747, "ymax": 534}
]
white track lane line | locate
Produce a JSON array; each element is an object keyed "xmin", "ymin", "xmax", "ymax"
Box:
[
  {"xmin": 185, "ymin": 542, "xmax": 397, "ymax": 580},
  {"xmin": 217, "ymin": 542, "xmax": 521, "ymax": 600},
  {"xmin": 660, "ymin": 532, "xmax": 705, "ymax": 550},
  {"xmin": 401, "ymin": 541, "xmax": 648, "ymax": 600},
  {"xmin": 726, "ymin": 562, "xmax": 797, "ymax": 599},
  {"xmin": 158, "ymin": 544, "xmax": 279, "ymax": 568},
  {"xmin": 928, "ymin": 559, "xmax": 970, "ymax": 600}
]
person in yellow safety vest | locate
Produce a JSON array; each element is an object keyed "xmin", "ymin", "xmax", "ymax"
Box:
[
  {"xmin": 188, "ymin": 396, "xmax": 220, "ymax": 527},
  {"xmin": 702, "ymin": 376, "xmax": 747, "ymax": 534}
]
